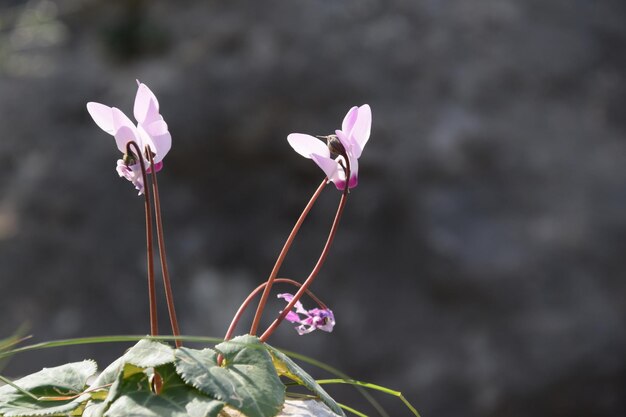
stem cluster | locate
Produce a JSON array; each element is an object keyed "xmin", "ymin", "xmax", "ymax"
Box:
[
  {"xmin": 224, "ymin": 159, "xmax": 351, "ymax": 344},
  {"xmin": 126, "ymin": 141, "xmax": 181, "ymax": 347},
  {"xmin": 129, "ymin": 138, "xmax": 351, "ymax": 348}
]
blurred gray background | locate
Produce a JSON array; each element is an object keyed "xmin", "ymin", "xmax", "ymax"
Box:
[{"xmin": 1, "ymin": 0, "xmax": 625, "ymax": 416}]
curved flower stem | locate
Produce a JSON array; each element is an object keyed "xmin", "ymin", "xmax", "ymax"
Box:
[
  {"xmin": 226, "ymin": 278, "xmax": 328, "ymax": 342},
  {"xmin": 126, "ymin": 141, "xmax": 158, "ymax": 337},
  {"xmin": 249, "ymin": 179, "xmax": 328, "ymax": 336},
  {"xmin": 259, "ymin": 166, "xmax": 350, "ymax": 343},
  {"xmin": 218, "ymin": 277, "xmax": 327, "ymax": 365},
  {"xmin": 148, "ymin": 152, "xmax": 182, "ymax": 348}
]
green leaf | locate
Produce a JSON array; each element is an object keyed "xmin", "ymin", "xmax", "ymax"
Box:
[
  {"xmin": 122, "ymin": 339, "xmax": 175, "ymax": 368},
  {"xmin": 105, "ymin": 364, "xmax": 224, "ymax": 417},
  {"xmin": 0, "ymin": 360, "xmax": 97, "ymax": 417},
  {"xmin": 174, "ymin": 335, "xmax": 285, "ymax": 417},
  {"xmin": 266, "ymin": 345, "xmax": 344, "ymax": 417},
  {"xmin": 81, "ymin": 339, "xmax": 175, "ymax": 417},
  {"xmin": 83, "ymin": 361, "xmax": 147, "ymax": 417}
]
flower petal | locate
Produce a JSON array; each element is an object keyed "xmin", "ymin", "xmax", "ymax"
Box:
[
  {"xmin": 277, "ymin": 293, "xmax": 294, "ymax": 303},
  {"xmin": 138, "ymin": 124, "xmax": 171, "ymax": 164},
  {"xmin": 284, "ymin": 311, "xmax": 301, "ymax": 323},
  {"xmin": 295, "ymin": 324, "xmax": 316, "ymax": 335},
  {"xmin": 133, "ymin": 82, "xmax": 160, "ymax": 125},
  {"xmin": 86, "ymin": 102, "xmax": 115, "ymax": 135},
  {"xmin": 278, "ymin": 293, "xmax": 309, "ymax": 316},
  {"xmin": 341, "ymin": 106, "xmax": 359, "ymax": 135},
  {"xmin": 287, "ymin": 133, "xmax": 330, "ymax": 159},
  {"xmin": 347, "ymin": 155, "xmax": 359, "ymax": 189},
  {"xmin": 349, "ymin": 104, "xmax": 371, "ymax": 158},
  {"xmin": 310, "ymin": 153, "xmax": 341, "ymax": 184},
  {"xmin": 112, "ymin": 108, "xmax": 141, "ymax": 153}
]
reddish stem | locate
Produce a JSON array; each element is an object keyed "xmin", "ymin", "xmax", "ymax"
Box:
[
  {"xmin": 148, "ymin": 152, "xmax": 182, "ymax": 348},
  {"xmin": 127, "ymin": 141, "xmax": 158, "ymax": 337},
  {"xmin": 226, "ymin": 278, "xmax": 327, "ymax": 342},
  {"xmin": 219, "ymin": 277, "xmax": 327, "ymax": 365},
  {"xmin": 249, "ymin": 179, "xmax": 327, "ymax": 335},
  {"xmin": 260, "ymin": 167, "xmax": 350, "ymax": 343}
]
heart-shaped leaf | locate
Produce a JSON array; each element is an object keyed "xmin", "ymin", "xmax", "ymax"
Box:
[
  {"xmin": 174, "ymin": 335, "xmax": 284, "ymax": 417},
  {"xmin": 104, "ymin": 364, "xmax": 223, "ymax": 417},
  {"xmin": 122, "ymin": 339, "xmax": 175, "ymax": 368},
  {"xmin": 0, "ymin": 360, "xmax": 97, "ymax": 417}
]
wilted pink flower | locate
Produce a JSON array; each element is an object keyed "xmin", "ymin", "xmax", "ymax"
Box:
[
  {"xmin": 86, "ymin": 81, "xmax": 171, "ymax": 194},
  {"xmin": 115, "ymin": 160, "xmax": 144, "ymax": 195},
  {"xmin": 278, "ymin": 293, "xmax": 335, "ymax": 335},
  {"xmin": 288, "ymin": 104, "xmax": 371, "ymax": 190}
]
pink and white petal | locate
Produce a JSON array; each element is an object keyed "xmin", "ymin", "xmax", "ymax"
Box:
[
  {"xmin": 285, "ymin": 311, "xmax": 302, "ymax": 324},
  {"xmin": 277, "ymin": 293, "xmax": 295, "ymax": 303},
  {"xmin": 295, "ymin": 324, "xmax": 316, "ymax": 335},
  {"xmin": 142, "ymin": 99, "xmax": 163, "ymax": 127},
  {"xmin": 144, "ymin": 119, "xmax": 169, "ymax": 137},
  {"xmin": 138, "ymin": 126, "xmax": 171, "ymax": 164},
  {"xmin": 114, "ymin": 125, "xmax": 140, "ymax": 154},
  {"xmin": 310, "ymin": 153, "xmax": 340, "ymax": 182},
  {"xmin": 86, "ymin": 102, "xmax": 115, "ymax": 135},
  {"xmin": 347, "ymin": 156, "xmax": 359, "ymax": 189},
  {"xmin": 350, "ymin": 104, "xmax": 371, "ymax": 156},
  {"xmin": 111, "ymin": 107, "xmax": 136, "ymax": 132},
  {"xmin": 287, "ymin": 134, "xmax": 329, "ymax": 159},
  {"xmin": 341, "ymin": 106, "xmax": 359, "ymax": 135},
  {"xmin": 133, "ymin": 82, "xmax": 160, "ymax": 124},
  {"xmin": 112, "ymin": 108, "xmax": 140, "ymax": 153}
]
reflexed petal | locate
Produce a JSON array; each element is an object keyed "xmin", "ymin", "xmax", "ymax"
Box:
[
  {"xmin": 145, "ymin": 119, "xmax": 169, "ymax": 136},
  {"xmin": 287, "ymin": 133, "xmax": 329, "ymax": 159},
  {"xmin": 295, "ymin": 324, "xmax": 316, "ymax": 335},
  {"xmin": 277, "ymin": 293, "xmax": 294, "ymax": 303},
  {"xmin": 310, "ymin": 153, "xmax": 340, "ymax": 183},
  {"xmin": 341, "ymin": 106, "xmax": 359, "ymax": 135},
  {"xmin": 278, "ymin": 293, "xmax": 309, "ymax": 316},
  {"xmin": 293, "ymin": 299, "xmax": 308, "ymax": 316},
  {"xmin": 112, "ymin": 108, "xmax": 141, "ymax": 153},
  {"xmin": 114, "ymin": 125, "xmax": 139, "ymax": 155},
  {"xmin": 138, "ymin": 125, "xmax": 171, "ymax": 164},
  {"xmin": 133, "ymin": 82, "xmax": 160, "ymax": 124},
  {"xmin": 350, "ymin": 104, "xmax": 371, "ymax": 157},
  {"xmin": 111, "ymin": 107, "xmax": 137, "ymax": 133},
  {"xmin": 347, "ymin": 156, "xmax": 359, "ymax": 189},
  {"xmin": 285, "ymin": 311, "xmax": 301, "ymax": 323},
  {"xmin": 86, "ymin": 102, "xmax": 115, "ymax": 134}
]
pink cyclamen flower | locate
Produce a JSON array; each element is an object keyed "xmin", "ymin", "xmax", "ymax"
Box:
[
  {"xmin": 288, "ymin": 104, "xmax": 371, "ymax": 190},
  {"xmin": 86, "ymin": 81, "xmax": 171, "ymax": 194},
  {"xmin": 278, "ymin": 293, "xmax": 335, "ymax": 335}
]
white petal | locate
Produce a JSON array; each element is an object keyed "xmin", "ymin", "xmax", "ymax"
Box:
[
  {"xmin": 138, "ymin": 125, "xmax": 171, "ymax": 164},
  {"xmin": 114, "ymin": 125, "xmax": 139, "ymax": 155},
  {"xmin": 133, "ymin": 82, "xmax": 160, "ymax": 124},
  {"xmin": 350, "ymin": 104, "xmax": 371, "ymax": 157},
  {"xmin": 112, "ymin": 108, "xmax": 140, "ymax": 153},
  {"xmin": 341, "ymin": 106, "xmax": 359, "ymax": 134},
  {"xmin": 287, "ymin": 133, "xmax": 329, "ymax": 159},
  {"xmin": 86, "ymin": 102, "xmax": 115, "ymax": 135},
  {"xmin": 311, "ymin": 153, "xmax": 340, "ymax": 183}
]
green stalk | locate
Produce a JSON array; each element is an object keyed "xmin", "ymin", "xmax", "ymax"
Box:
[{"xmin": 315, "ymin": 379, "xmax": 421, "ymax": 417}]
